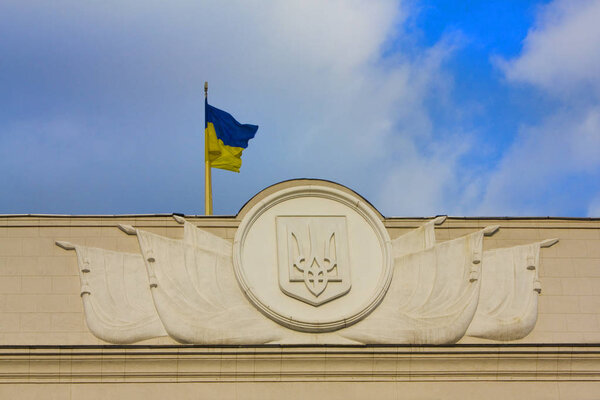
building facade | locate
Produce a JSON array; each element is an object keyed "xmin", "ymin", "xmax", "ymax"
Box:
[{"xmin": 0, "ymin": 179, "xmax": 599, "ymax": 399}]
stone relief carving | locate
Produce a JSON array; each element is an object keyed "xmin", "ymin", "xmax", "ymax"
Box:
[
  {"xmin": 55, "ymin": 241, "xmax": 166, "ymax": 344},
  {"xmin": 233, "ymin": 186, "xmax": 393, "ymax": 332},
  {"xmin": 342, "ymin": 226, "xmax": 495, "ymax": 344},
  {"xmin": 55, "ymin": 184, "xmax": 558, "ymax": 345},
  {"xmin": 277, "ymin": 216, "xmax": 351, "ymax": 306},
  {"xmin": 466, "ymin": 238, "xmax": 557, "ymax": 341},
  {"xmin": 134, "ymin": 226, "xmax": 285, "ymax": 344}
]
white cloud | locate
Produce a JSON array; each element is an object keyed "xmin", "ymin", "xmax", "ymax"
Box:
[
  {"xmin": 481, "ymin": 0, "xmax": 600, "ymax": 216},
  {"xmin": 378, "ymin": 134, "xmax": 473, "ymax": 216},
  {"xmin": 0, "ymin": 1, "xmax": 486, "ymax": 215},
  {"xmin": 500, "ymin": 0, "xmax": 600, "ymax": 97},
  {"xmin": 478, "ymin": 107, "xmax": 600, "ymax": 215},
  {"xmin": 168, "ymin": 0, "xmax": 466, "ymax": 215}
]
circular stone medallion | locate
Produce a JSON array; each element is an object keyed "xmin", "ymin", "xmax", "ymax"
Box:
[{"xmin": 233, "ymin": 185, "xmax": 392, "ymax": 332}]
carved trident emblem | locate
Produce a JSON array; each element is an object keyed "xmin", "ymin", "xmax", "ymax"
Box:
[
  {"xmin": 277, "ymin": 216, "xmax": 350, "ymax": 306},
  {"xmin": 291, "ymin": 226, "xmax": 338, "ymax": 297}
]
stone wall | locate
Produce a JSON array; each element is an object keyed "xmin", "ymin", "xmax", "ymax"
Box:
[
  {"xmin": 1, "ymin": 214, "xmax": 599, "ymax": 399},
  {"xmin": 0, "ymin": 214, "xmax": 598, "ymax": 345}
]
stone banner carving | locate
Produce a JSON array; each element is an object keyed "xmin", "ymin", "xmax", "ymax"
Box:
[
  {"xmin": 54, "ymin": 242, "xmax": 167, "ymax": 344},
  {"xmin": 341, "ymin": 228, "xmax": 490, "ymax": 344},
  {"xmin": 56, "ymin": 185, "xmax": 558, "ymax": 344},
  {"xmin": 466, "ymin": 238, "xmax": 557, "ymax": 340},
  {"xmin": 135, "ymin": 226, "xmax": 284, "ymax": 344}
]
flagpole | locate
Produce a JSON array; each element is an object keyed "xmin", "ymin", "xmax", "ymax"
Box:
[{"xmin": 204, "ymin": 81, "xmax": 213, "ymax": 215}]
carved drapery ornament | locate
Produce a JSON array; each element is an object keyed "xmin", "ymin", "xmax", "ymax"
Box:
[{"xmin": 55, "ymin": 185, "xmax": 558, "ymax": 344}]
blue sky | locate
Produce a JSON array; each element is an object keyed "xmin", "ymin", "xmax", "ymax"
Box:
[{"xmin": 1, "ymin": 0, "xmax": 599, "ymax": 217}]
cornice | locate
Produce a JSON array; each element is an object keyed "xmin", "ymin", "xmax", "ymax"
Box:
[{"xmin": 1, "ymin": 345, "xmax": 599, "ymax": 383}]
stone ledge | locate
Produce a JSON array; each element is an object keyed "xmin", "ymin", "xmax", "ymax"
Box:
[{"xmin": 0, "ymin": 345, "xmax": 598, "ymax": 383}]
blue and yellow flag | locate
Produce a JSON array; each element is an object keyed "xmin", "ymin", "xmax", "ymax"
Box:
[{"xmin": 205, "ymin": 99, "xmax": 258, "ymax": 172}]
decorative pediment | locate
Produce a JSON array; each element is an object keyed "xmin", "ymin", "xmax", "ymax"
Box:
[{"xmin": 55, "ymin": 180, "xmax": 558, "ymax": 344}]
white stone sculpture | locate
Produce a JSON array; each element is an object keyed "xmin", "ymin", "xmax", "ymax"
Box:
[
  {"xmin": 391, "ymin": 215, "xmax": 446, "ymax": 259},
  {"xmin": 55, "ymin": 183, "xmax": 558, "ymax": 345},
  {"xmin": 342, "ymin": 227, "xmax": 492, "ymax": 344},
  {"xmin": 466, "ymin": 238, "xmax": 558, "ymax": 341},
  {"xmin": 55, "ymin": 242, "xmax": 167, "ymax": 343},
  {"xmin": 233, "ymin": 186, "xmax": 393, "ymax": 332},
  {"xmin": 276, "ymin": 216, "xmax": 351, "ymax": 305},
  {"xmin": 135, "ymin": 222, "xmax": 285, "ymax": 344}
]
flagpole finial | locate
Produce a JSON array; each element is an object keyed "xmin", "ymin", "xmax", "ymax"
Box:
[{"xmin": 204, "ymin": 81, "xmax": 208, "ymax": 99}]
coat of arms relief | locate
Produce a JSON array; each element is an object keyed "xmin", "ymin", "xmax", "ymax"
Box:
[
  {"xmin": 276, "ymin": 216, "xmax": 351, "ymax": 306},
  {"xmin": 54, "ymin": 183, "xmax": 559, "ymax": 345}
]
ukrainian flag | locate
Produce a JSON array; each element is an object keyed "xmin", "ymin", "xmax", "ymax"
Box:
[{"xmin": 205, "ymin": 99, "xmax": 258, "ymax": 172}]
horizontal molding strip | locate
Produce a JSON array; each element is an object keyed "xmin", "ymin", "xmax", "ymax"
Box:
[{"xmin": 0, "ymin": 345, "xmax": 599, "ymax": 383}]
